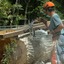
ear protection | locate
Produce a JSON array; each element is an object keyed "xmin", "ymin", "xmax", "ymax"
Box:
[
  {"xmin": 47, "ymin": 7, "xmax": 54, "ymax": 12},
  {"xmin": 48, "ymin": 7, "xmax": 54, "ymax": 12},
  {"xmin": 43, "ymin": 6, "xmax": 54, "ymax": 12}
]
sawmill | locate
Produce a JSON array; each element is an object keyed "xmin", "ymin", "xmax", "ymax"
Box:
[{"xmin": 0, "ymin": 0, "xmax": 64, "ymax": 64}]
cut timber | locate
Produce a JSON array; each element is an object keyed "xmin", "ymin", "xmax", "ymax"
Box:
[
  {"xmin": 9, "ymin": 39, "xmax": 27, "ymax": 64},
  {"xmin": 8, "ymin": 37, "xmax": 34, "ymax": 64},
  {"xmin": 0, "ymin": 22, "xmax": 45, "ymax": 39},
  {"xmin": 20, "ymin": 30, "xmax": 53, "ymax": 64},
  {"xmin": 8, "ymin": 30, "xmax": 53, "ymax": 64},
  {"xmin": 20, "ymin": 37, "xmax": 34, "ymax": 64}
]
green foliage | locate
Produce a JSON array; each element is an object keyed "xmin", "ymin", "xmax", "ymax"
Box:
[
  {"xmin": 53, "ymin": 0, "xmax": 64, "ymax": 19},
  {"xmin": 0, "ymin": 0, "xmax": 64, "ymax": 25},
  {"xmin": 0, "ymin": 0, "xmax": 12, "ymax": 16},
  {"xmin": 26, "ymin": 0, "xmax": 50, "ymax": 20},
  {"xmin": 0, "ymin": 0, "xmax": 25, "ymax": 25},
  {"xmin": 8, "ymin": 4, "xmax": 24, "ymax": 25},
  {"xmin": 0, "ymin": 0, "xmax": 12, "ymax": 25},
  {"xmin": 1, "ymin": 42, "xmax": 17, "ymax": 64}
]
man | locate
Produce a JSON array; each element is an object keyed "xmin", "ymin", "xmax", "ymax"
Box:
[
  {"xmin": 43, "ymin": 1, "xmax": 64, "ymax": 64},
  {"xmin": 43, "ymin": 1, "xmax": 64, "ymax": 41}
]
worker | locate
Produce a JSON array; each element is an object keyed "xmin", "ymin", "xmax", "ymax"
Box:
[{"xmin": 43, "ymin": 1, "xmax": 64, "ymax": 64}]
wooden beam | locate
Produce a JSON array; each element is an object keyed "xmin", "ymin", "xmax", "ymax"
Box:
[{"xmin": 0, "ymin": 23, "xmax": 45, "ymax": 39}]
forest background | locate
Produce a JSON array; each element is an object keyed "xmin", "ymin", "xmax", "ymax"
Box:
[{"xmin": 0, "ymin": 0, "xmax": 64, "ymax": 25}]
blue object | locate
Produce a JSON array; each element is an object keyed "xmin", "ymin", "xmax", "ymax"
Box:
[
  {"xmin": 49, "ymin": 13, "xmax": 62, "ymax": 36},
  {"xmin": 61, "ymin": 29, "xmax": 64, "ymax": 35},
  {"xmin": 56, "ymin": 35, "xmax": 64, "ymax": 64}
]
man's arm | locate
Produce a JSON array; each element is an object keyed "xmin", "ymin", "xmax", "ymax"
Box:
[
  {"xmin": 51, "ymin": 14, "xmax": 64, "ymax": 34},
  {"xmin": 38, "ymin": 17, "xmax": 49, "ymax": 27},
  {"xmin": 52, "ymin": 23, "xmax": 64, "ymax": 34}
]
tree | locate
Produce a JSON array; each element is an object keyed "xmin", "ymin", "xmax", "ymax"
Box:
[
  {"xmin": 0, "ymin": 0, "xmax": 64, "ymax": 25},
  {"xmin": 0, "ymin": 0, "xmax": 24, "ymax": 25},
  {"xmin": 0, "ymin": 0, "xmax": 12, "ymax": 25}
]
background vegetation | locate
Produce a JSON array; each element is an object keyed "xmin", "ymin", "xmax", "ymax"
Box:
[{"xmin": 0, "ymin": 0, "xmax": 64, "ymax": 25}]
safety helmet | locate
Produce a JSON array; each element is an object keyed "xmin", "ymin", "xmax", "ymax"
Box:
[{"xmin": 43, "ymin": 1, "xmax": 55, "ymax": 9}]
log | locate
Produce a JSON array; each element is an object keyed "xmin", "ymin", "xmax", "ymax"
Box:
[
  {"xmin": 8, "ymin": 30, "xmax": 54, "ymax": 64},
  {"xmin": 9, "ymin": 39, "xmax": 27, "ymax": 64}
]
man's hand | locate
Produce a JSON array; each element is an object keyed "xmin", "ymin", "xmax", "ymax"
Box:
[
  {"xmin": 38, "ymin": 17, "xmax": 48, "ymax": 27},
  {"xmin": 47, "ymin": 30, "xmax": 55, "ymax": 34},
  {"xmin": 47, "ymin": 30, "xmax": 51, "ymax": 34}
]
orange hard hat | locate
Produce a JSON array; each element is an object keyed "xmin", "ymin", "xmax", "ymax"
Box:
[{"xmin": 43, "ymin": 1, "xmax": 55, "ymax": 9}]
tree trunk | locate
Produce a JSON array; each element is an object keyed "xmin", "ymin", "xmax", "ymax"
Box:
[{"xmin": 24, "ymin": 0, "xmax": 30, "ymax": 25}]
